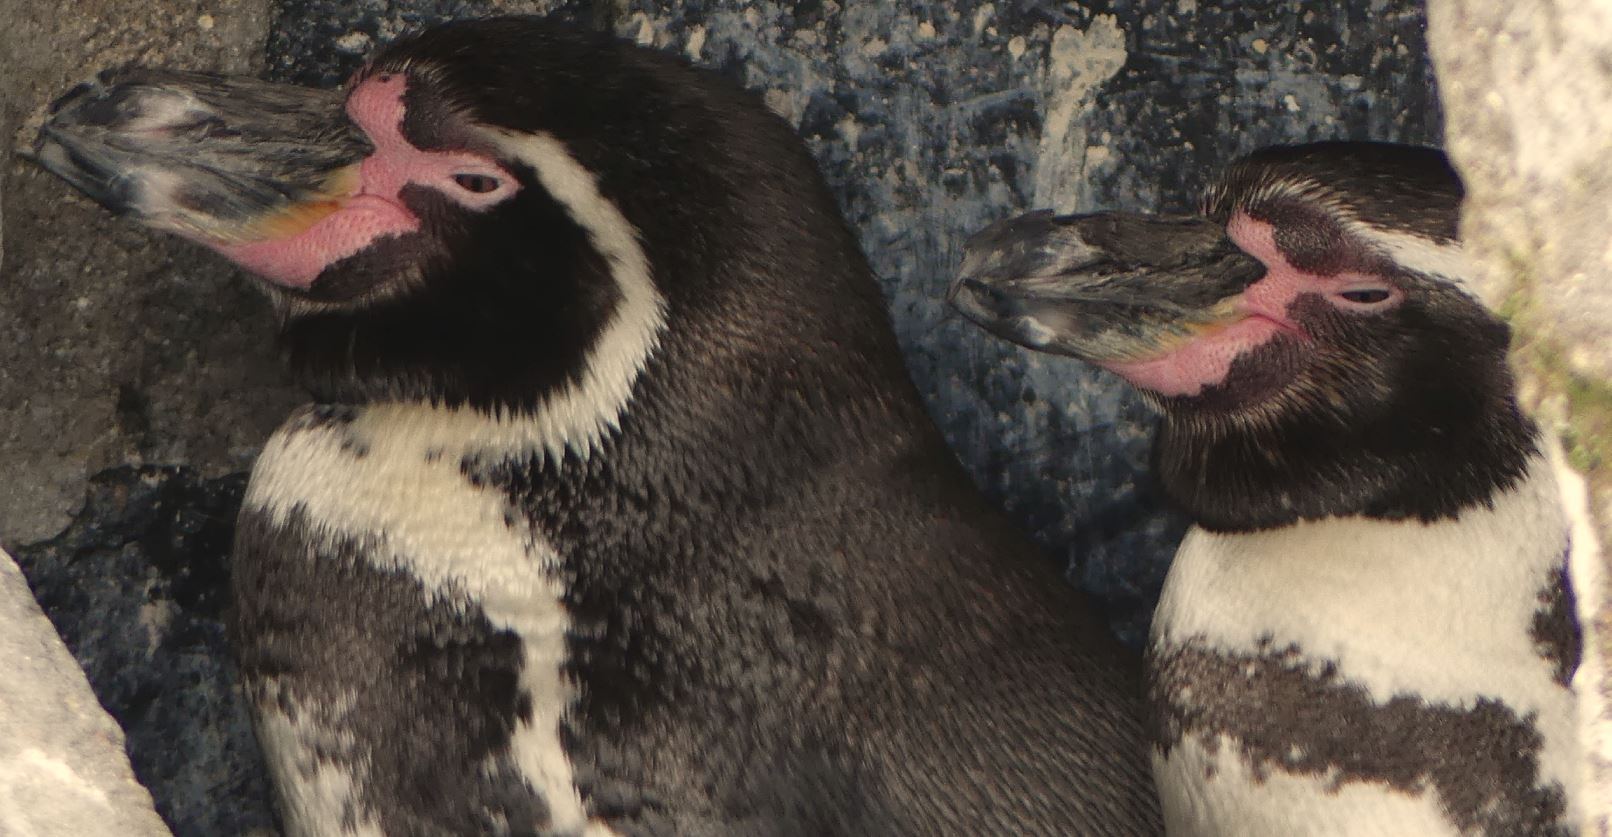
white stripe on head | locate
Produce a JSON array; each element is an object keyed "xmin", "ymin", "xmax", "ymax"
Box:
[
  {"xmin": 1354, "ymin": 224, "xmax": 1475, "ymax": 289},
  {"xmin": 1223, "ymin": 176, "xmax": 1483, "ymax": 306},
  {"xmin": 1212, "ymin": 165, "xmax": 1474, "ymax": 282},
  {"xmin": 456, "ymin": 127, "xmax": 669, "ymax": 462},
  {"xmin": 279, "ymin": 129, "xmax": 666, "ymax": 464}
]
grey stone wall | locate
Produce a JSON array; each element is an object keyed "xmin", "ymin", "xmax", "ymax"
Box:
[
  {"xmin": 1427, "ymin": 2, "xmax": 1612, "ymax": 831},
  {"xmin": 0, "ymin": 0, "xmax": 288, "ymax": 547},
  {"xmin": 0, "ymin": 2, "xmax": 1442, "ymax": 832}
]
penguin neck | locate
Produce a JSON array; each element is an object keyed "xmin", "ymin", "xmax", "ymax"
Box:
[
  {"xmin": 296, "ymin": 329, "xmax": 934, "ymax": 531},
  {"xmin": 1153, "ymin": 387, "xmax": 1541, "ymax": 533},
  {"xmin": 485, "ymin": 327, "xmax": 934, "ymax": 523}
]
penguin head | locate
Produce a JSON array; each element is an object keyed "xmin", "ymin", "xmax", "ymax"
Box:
[
  {"xmin": 34, "ymin": 18, "xmax": 895, "ymax": 441},
  {"xmin": 1185, "ymin": 143, "xmax": 1499, "ymax": 420},
  {"xmin": 952, "ymin": 142, "xmax": 1536, "ymax": 528}
]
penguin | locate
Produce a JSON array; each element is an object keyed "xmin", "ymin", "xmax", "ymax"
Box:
[
  {"xmin": 949, "ymin": 141, "xmax": 1580, "ymax": 835},
  {"xmin": 32, "ymin": 17, "xmax": 1162, "ymax": 836}
]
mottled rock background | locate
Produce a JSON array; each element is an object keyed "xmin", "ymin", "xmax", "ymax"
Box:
[{"xmin": 0, "ymin": 1, "xmax": 1441, "ymax": 833}]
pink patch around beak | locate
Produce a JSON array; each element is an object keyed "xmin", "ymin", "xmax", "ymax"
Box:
[
  {"xmin": 1100, "ymin": 316, "xmax": 1290, "ymax": 397},
  {"xmin": 205, "ymin": 72, "xmax": 515, "ymax": 290},
  {"xmin": 209, "ymin": 192, "xmax": 419, "ymax": 288},
  {"xmin": 1098, "ymin": 214, "xmax": 1311, "ymax": 398}
]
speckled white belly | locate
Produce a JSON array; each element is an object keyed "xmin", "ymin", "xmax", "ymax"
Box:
[
  {"xmin": 243, "ymin": 405, "xmax": 617, "ymax": 837},
  {"xmin": 1149, "ymin": 454, "xmax": 1579, "ymax": 835}
]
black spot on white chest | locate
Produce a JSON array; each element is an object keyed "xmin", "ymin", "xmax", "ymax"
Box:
[
  {"xmin": 1148, "ymin": 638, "xmax": 1572, "ymax": 835},
  {"xmin": 1531, "ymin": 550, "xmax": 1582, "ymax": 689},
  {"xmin": 1146, "ymin": 463, "xmax": 1580, "ymax": 835}
]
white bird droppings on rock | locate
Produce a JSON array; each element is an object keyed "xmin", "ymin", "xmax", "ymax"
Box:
[
  {"xmin": 334, "ymin": 31, "xmax": 372, "ymax": 55},
  {"xmin": 1031, "ymin": 16, "xmax": 1128, "ymax": 213}
]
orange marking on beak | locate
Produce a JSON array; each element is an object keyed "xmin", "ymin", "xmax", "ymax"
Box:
[
  {"xmin": 221, "ymin": 164, "xmax": 363, "ymax": 243},
  {"xmin": 249, "ymin": 199, "xmax": 344, "ymax": 239}
]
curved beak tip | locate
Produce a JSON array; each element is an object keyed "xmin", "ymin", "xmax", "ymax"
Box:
[
  {"xmin": 47, "ymin": 82, "xmax": 96, "ymax": 116},
  {"xmin": 946, "ymin": 274, "xmax": 1005, "ymax": 325}
]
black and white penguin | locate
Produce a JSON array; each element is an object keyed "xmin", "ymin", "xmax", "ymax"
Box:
[
  {"xmin": 950, "ymin": 141, "xmax": 1581, "ymax": 835},
  {"xmin": 33, "ymin": 17, "xmax": 1161, "ymax": 836}
]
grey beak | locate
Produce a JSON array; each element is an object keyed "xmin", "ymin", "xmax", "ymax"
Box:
[
  {"xmin": 948, "ymin": 210, "xmax": 1266, "ymax": 363},
  {"xmin": 33, "ymin": 68, "xmax": 371, "ymax": 244}
]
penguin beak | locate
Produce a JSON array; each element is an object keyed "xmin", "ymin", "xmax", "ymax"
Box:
[
  {"xmin": 31, "ymin": 68, "xmax": 372, "ymax": 246},
  {"xmin": 947, "ymin": 210, "xmax": 1268, "ymax": 364}
]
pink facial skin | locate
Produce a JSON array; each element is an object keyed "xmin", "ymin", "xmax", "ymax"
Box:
[
  {"xmin": 208, "ymin": 73, "xmax": 517, "ymax": 289},
  {"xmin": 1101, "ymin": 212, "xmax": 1401, "ymax": 397}
]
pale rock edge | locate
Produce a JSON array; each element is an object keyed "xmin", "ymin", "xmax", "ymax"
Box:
[
  {"xmin": 1426, "ymin": 1, "xmax": 1612, "ymax": 832},
  {"xmin": 0, "ymin": 546, "xmax": 172, "ymax": 837}
]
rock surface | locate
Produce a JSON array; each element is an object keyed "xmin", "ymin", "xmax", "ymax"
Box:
[
  {"xmin": 0, "ymin": 0, "xmax": 292, "ymax": 547},
  {"xmin": 0, "ymin": 545, "xmax": 171, "ymax": 837},
  {"xmin": 1427, "ymin": 2, "xmax": 1612, "ymax": 831},
  {"xmin": 14, "ymin": 468, "xmax": 279, "ymax": 836},
  {"xmin": 2, "ymin": 1, "xmax": 1443, "ymax": 831}
]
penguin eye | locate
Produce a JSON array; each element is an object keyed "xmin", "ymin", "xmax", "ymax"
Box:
[
  {"xmin": 1330, "ymin": 284, "xmax": 1401, "ymax": 312},
  {"xmin": 452, "ymin": 173, "xmax": 501, "ymax": 194},
  {"xmin": 435, "ymin": 163, "xmax": 518, "ymax": 210},
  {"xmin": 1340, "ymin": 289, "xmax": 1391, "ymax": 304}
]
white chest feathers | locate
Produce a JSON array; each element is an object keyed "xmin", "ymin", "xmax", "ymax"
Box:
[
  {"xmin": 239, "ymin": 404, "xmax": 615, "ymax": 837},
  {"xmin": 1148, "ymin": 454, "xmax": 1580, "ymax": 836}
]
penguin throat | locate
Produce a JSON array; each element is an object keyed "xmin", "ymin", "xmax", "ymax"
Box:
[{"xmin": 1154, "ymin": 389, "xmax": 1540, "ymax": 532}]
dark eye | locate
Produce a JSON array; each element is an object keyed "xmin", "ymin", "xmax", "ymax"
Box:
[
  {"xmin": 1339, "ymin": 288, "xmax": 1393, "ymax": 304},
  {"xmin": 452, "ymin": 174, "xmax": 500, "ymax": 194}
]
